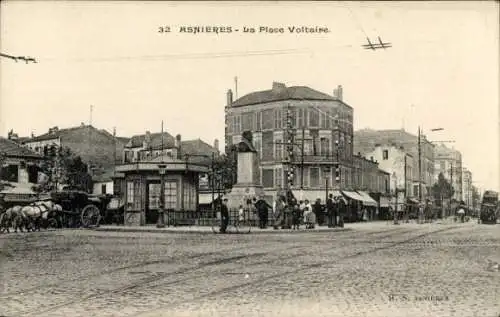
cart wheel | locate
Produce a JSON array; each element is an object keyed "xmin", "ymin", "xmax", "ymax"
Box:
[
  {"xmin": 235, "ymin": 219, "xmax": 252, "ymax": 234},
  {"xmin": 47, "ymin": 218, "xmax": 58, "ymax": 230},
  {"xmin": 211, "ymin": 217, "xmax": 220, "ymax": 234},
  {"xmin": 81, "ymin": 205, "xmax": 101, "ymax": 228}
]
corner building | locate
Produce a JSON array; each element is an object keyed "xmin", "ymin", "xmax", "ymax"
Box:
[{"xmin": 224, "ymin": 82, "xmax": 354, "ymax": 201}]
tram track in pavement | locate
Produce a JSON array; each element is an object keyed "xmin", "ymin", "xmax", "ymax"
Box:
[
  {"xmin": 17, "ymin": 244, "xmax": 304, "ymax": 317},
  {"xmin": 16, "ymin": 226, "xmax": 432, "ymax": 317},
  {"xmin": 132, "ymin": 225, "xmax": 462, "ymax": 317},
  {"xmin": 0, "ymin": 225, "xmax": 414, "ymax": 299}
]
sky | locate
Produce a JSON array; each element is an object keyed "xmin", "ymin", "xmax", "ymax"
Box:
[{"xmin": 1, "ymin": 1, "xmax": 498, "ymax": 192}]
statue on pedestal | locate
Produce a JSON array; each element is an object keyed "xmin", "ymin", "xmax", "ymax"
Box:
[{"xmin": 237, "ymin": 131, "xmax": 257, "ymax": 153}]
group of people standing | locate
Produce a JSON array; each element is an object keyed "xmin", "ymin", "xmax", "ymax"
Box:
[{"xmin": 218, "ymin": 193, "xmax": 347, "ymax": 232}]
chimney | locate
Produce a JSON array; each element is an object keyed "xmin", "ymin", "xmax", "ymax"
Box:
[
  {"xmin": 214, "ymin": 139, "xmax": 219, "ymax": 152},
  {"xmin": 226, "ymin": 89, "xmax": 233, "ymax": 107},
  {"xmin": 333, "ymin": 85, "xmax": 343, "ymax": 101},
  {"xmin": 272, "ymin": 82, "xmax": 286, "ymax": 91},
  {"xmin": 175, "ymin": 134, "xmax": 182, "ymax": 158},
  {"xmin": 144, "ymin": 131, "xmax": 151, "ymax": 149}
]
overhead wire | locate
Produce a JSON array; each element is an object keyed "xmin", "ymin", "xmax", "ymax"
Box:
[
  {"xmin": 345, "ymin": 5, "xmax": 370, "ymax": 38},
  {"xmin": 27, "ymin": 44, "xmax": 355, "ymax": 64}
]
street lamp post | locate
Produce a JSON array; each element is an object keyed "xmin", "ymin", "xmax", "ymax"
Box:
[
  {"xmin": 393, "ymin": 172, "xmax": 399, "ymax": 225},
  {"xmin": 417, "ymin": 126, "xmax": 444, "ymax": 204},
  {"xmin": 157, "ymin": 164, "xmax": 167, "ymax": 228}
]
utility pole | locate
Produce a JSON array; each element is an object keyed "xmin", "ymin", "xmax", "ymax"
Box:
[
  {"xmin": 450, "ymin": 161, "xmax": 454, "ymax": 217},
  {"xmin": 157, "ymin": 120, "xmax": 166, "ymax": 228},
  {"xmin": 273, "ymin": 105, "xmax": 299, "ymax": 202},
  {"xmin": 301, "ymin": 128, "xmax": 305, "ymax": 189},
  {"xmin": 297, "ymin": 128, "xmax": 314, "ymax": 191},
  {"xmin": 403, "ymin": 154, "xmax": 407, "ymax": 222},
  {"xmin": 393, "ymin": 173, "xmax": 399, "ymax": 225},
  {"xmin": 211, "ymin": 152, "xmax": 215, "ymax": 216},
  {"xmin": 234, "ymin": 76, "xmax": 238, "ymax": 99},
  {"xmin": 418, "ymin": 126, "xmax": 422, "ymax": 204},
  {"xmin": 334, "ymin": 130, "xmax": 342, "ymax": 227}
]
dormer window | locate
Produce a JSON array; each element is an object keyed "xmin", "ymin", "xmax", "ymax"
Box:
[{"xmin": 383, "ymin": 150, "xmax": 389, "ymax": 160}]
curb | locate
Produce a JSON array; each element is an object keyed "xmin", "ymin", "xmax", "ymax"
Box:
[{"xmin": 92, "ymin": 227, "xmax": 353, "ymax": 235}]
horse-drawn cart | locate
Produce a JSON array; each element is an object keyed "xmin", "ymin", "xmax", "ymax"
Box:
[{"xmin": 50, "ymin": 188, "xmax": 112, "ymax": 228}]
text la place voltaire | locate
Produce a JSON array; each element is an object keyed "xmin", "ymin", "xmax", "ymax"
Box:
[{"xmin": 252, "ymin": 26, "xmax": 330, "ymax": 33}]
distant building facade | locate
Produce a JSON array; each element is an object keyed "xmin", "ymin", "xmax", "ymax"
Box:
[
  {"xmin": 433, "ymin": 144, "xmax": 462, "ymax": 201},
  {"xmin": 22, "ymin": 124, "xmax": 127, "ymax": 170},
  {"xmin": 352, "ymin": 154, "xmax": 390, "ymax": 194},
  {"xmin": 225, "ymin": 81, "xmax": 355, "ymax": 202},
  {"xmin": 462, "ymin": 168, "xmax": 472, "ymax": 206},
  {"xmin": 119, "ymin": 130, "xmax": 220, "ymax": 214},
  {"xmin": 354, "ymin": 129, "xmax": 434, "ymax": 202},
  {"xmin": 0, "ymin": 137, "xmax": 44, "ymax": 184},
  {"xmin": 359, "ymin": 145, "xmax": 414, "ymax": 196}
]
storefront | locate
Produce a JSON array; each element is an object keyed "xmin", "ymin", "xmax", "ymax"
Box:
[
  {"xmin": 114, "ymin": 157, "xmax": 209, "ymax": 226},
  {"xmin": 356, "ymin": 191, "xmax": 378, "ymax": 220}
]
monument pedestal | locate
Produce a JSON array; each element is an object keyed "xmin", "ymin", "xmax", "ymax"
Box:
[
  {"xmin": 224, "ymin": 146, "xmax": 273, "ymax": 210},
  {"xmin": 225, "ymin": 183, "xmax": 265, "ymax": 210}
]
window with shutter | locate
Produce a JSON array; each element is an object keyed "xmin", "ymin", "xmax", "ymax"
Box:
[
  {"xmin": 274, "ymin": 167, "xmax": 283, "ymax": 188},
  {"xmin": 262, "ymin": 109, "xmax": 274, "ymax": 130},
  {"xmin": 309, "ymin": 109, "xmax": 319, "ymax": 127},
  {"xmin": 164, "ymin": 181, "xmax": 178, "ymax": 210},
  {"xmin": 320, "ymin": 138, "xmax": 330, "ymax": 156},
  {"xmin": 274, "ymin": 139, "xmax": 283, "ymax": 160},
  {"xmin": 310, "ymin": 167, "xmax": 320, "ymax": 187},
  {"xmin": 262, "ymin": 169, "xmax": 274, "ymax": 188},
  {"xmin": 255, "ymin": 112, "xmax": 262, "ymax": 131}
]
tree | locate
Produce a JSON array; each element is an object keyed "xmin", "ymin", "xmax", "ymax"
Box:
[
  {"xmin": 211, "ymin": 148, "xmax": 237, "ymax": 191},
  {"xmin": 38, "ymin": 146, "xmax": 93, "ymax": 193},
  {"xmin": 431, "ymin": 172, "xmax": 455, "ymax": 205}
]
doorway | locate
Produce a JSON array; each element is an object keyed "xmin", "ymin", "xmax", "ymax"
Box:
[{"xmin": 145, "ymin": 181, "xmax": 160, "ymax": 224}]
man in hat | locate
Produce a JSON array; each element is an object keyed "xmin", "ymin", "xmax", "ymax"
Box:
[
  {"xmin": 326, "ymin": 194, "xmax": 335, "ymax": 228},
  {"xmin": 220, "ymin": 198, "xmax": 229, "ymax": 233},
  {"xmin": 254, "ymin": 195, "xmax": 270, "ymax": 229}
]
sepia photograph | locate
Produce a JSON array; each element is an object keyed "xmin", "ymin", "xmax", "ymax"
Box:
[{"xmin": 0, "ymin": 1, "xmax": 499, "ymax": 316}]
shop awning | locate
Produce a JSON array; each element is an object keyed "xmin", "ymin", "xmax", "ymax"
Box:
[
  {"xmin": 341, "ymin": 190, "xmax": 365, "ymax": 201},
  {"xmin": 292, "ymin": 189, "xmax": 342, "ymax": 202},
  {"xmin": 291, "ymin": 190, "xmax": 345, "ymax": 204},
  {"xmin": 356, "ymin": 191, "xmax": 378, "ymax": 207},
  {"xmin": 379, "ymin": 196, "xmax": 390, "ymax": 208},
  {"xmin": 407, "ymin": 197, "xmax": 419, "ymax": 204}
]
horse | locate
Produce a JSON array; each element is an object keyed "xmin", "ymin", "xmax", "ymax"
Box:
[
  {"xmin": 22, "ymin": 200, "xmax": 63, "ymax": 231},
  {"xmin": 9, "ymin": 205, "xmax": 29, "ymax": 232},
  {"xmin": 0, "ymin": 208, "xmax": 14, "ymax": 233}
]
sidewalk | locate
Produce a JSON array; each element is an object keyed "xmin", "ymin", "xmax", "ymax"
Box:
[{"xmin": 93, "ymin": 224, "xmax": 353, "ymax": 234}]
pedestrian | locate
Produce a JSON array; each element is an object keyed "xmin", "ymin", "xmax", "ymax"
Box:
[
  {"xmin": 362, "ymin": 207, "xmax": 368, "ymax": 222},
  {"xmin": 219, "ymin": 198, "xmax": 229, "ymax": 233},
  {"xmin": 326, "ymin": 194, "xmax": 335, "ymax": 227},
  {"xmin": 236, "ymin": 204, "xmax": 244, "ymax": 228},
  {"xmin": 303, "ymin": 200, "xmax": 315, "ymax": 229},
  {"xmin": 254, "ymin": 196, "xmax": 270, "ymax": 229},
  {"xmin": 313, "ymin": 199, "xmax": 323, "ymax": 226},
  {"xmin": 273, "ymin": 196, "xmax": 286, "ymax": 229},
  {"xmin": 338, "ymin": 198, "xmax": 346, "ymax": 228},
  {"xmin": 457, "ymin": 206, "xmax": 465, "ymax": 223},
  {"xmin": 292, "ymin": 201, "xmax": 301, "ymax": 230}
]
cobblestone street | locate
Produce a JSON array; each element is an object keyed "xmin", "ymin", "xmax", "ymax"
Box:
[{"xmin": 0, "ymin": 222, "xmax": 499, "ymax": 317}]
